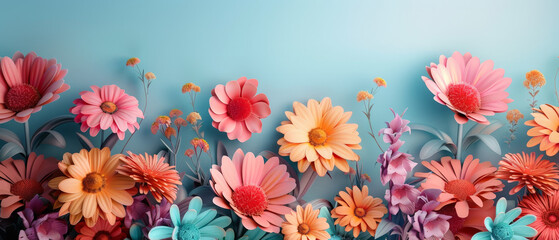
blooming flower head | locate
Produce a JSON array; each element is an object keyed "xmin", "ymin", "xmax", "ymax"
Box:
[
  {"xmin": 126, "ymin": 57, "xmax": 140, "ymax": 67},
  {"xmin": 0, "ymin": 153, "xmax": 59, "ymax": 218},
  {"xmin": 472, "ymin": 197, "xmax": 537, "ymax": 240},
  {"xmin": 169, "ymin": 109, "xmax": 183, "ymax": 117},
  {"xmin": 209, "ymin": 149, "xmax": 296, "ymax": 233},
  {"xmin": 148, "ymin": 197, "xmax": 232, "ymax": 240},
  {"xmin": 190, "ymin": 138, "xmax": 209, "ymax": 152},
  {"xmin": 70, "ymin": 84, "xmax": 144, "ymax": 140},
  {"xmin": 519, "ymin": 190, "xmax": 559, "ymax": 239},
  {"xmin": 18, "ymin": 197, "xmax": 68, "ymax": 240},
  {"xmin": 407, "ymin": 189, "xmax": 451, "ymax": 240},
  {"xmin": 117, "ymin": 152, "xmax": 182, "ymax": 203},
  {"xmin": 0, "ymin": 51, "xmax": 69, "ymax": 123},
  {"xmin": 186, "ymin": 112, "xmax": 201, "ymax": 124},
  {"xmin": 422, "ymin": 51, "xmax": 512, "ymax": 124},
  {"xmin": 331, "ymin": 185, "xmax": 387, "ymax": 238},
  {"xmin": 506, "ymin": 109, "xmax": 524, "ymax": 124},
  {"xmin": 356, "ymin": 91, "xmax": 373, "ymax": 102},
  {"xmin": 318, "ymin": 207, "xmax": 370, "ymax": 240},
  {"xmin": 378, "ymin": 108, "xmax": 411, "ymax": 145},
  {"xmin": 377, "ymin": 142, "xmax": 416, "ymax": 185},
  {"xmin": 414, "ymin": 155, "xmax": 504, "ymax": 218},
  {"xmin": 526, "ymin": 104, "xmax": 559, "ymax": 156},
  {"xmin": 209, "ymin": 77, "xmax": 271, "ymax": 142},
  {"xmin": 496, "ymin": 152, "xmax": 559, "ymax": 195},
  {"xmin": 75, "ymin": 218, "xmax": 127, "ymax": 240},
  {"xmin": 156, "ymin": 115, "xmax": 171, "ymax": 126},
  {"xmin": 374, "ymin": 77, "xmax": 387, "ymax": 87},
  {"xmin": 125, "ymin": 195, "xmax": 173, "ymax": 236},
  {"xmin": 145, "ymin": 72, "xmax": 156, "ymax": 80},
  {"xmin": 440, "ymin": 199, "xmax": 496, "ymax": 239},
  {"xmin": 282, "ymin": 204, "xmax": 330, "ymax": 240},
  {"xmin": 524, "ymin": 70, "xmax": 546, "ymax": 88},
  {"xmin": 48, "ymin": 148, "xmax": 135, "ymax": 227},
  {"xmin": 182, "ymin": 82, "xmax": 200, "ymax": 93},
  {"xmin": 385, "ymin": 184, "xmax": 420, "ymax": 215},
  {"xmin": 361, "ymin": 173, "xmax": 371, "ymax": 183},
  {"xmin": 277, "ymin": 97, "xmax": 362, "ymax": 176},
  {"xmin": 184, "ymin": 149, "xmax": 195, "ymax": 158}
]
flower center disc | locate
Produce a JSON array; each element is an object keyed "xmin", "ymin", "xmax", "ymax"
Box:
[
  {"xmin": 447, "ymin": 83, "xmax": 481, "ymax": 114},
  {"xmin": 4, "ymin": 84, "xmax": 41, "ymax": 112},
  {"xmin": 309, "ymin": 128, "xmax": 327, "ymax": 146},
  {"xmin": 544, "ymin": 211, "xmax": 559, "ymax": 226},
  {"xmin": 100, "ymin": 101, "xmax": 118, "ymax": 114},
  {"xmin": 93, "ymin": 231, "xmax": 112, "ymax": 240},
  {"xmin": 82, "ymin": 172, "xmax": 106, "ymax": 193},
  {"xmin": 298, "ymin": 223, "xmax": 310, "ymax": 234},
  {"xmin": 354, "ymin": 207, "xmax": 367, "ymax": 218},
  {"xmin": 232, "ymin": 185, "xmax": 268, "ymax": 216},
  {"xmin": 226, "ymin": 97, "xmax": 252, "ymax": 121},
  {"xmin": 10, "ymin": 179, "xmax": 44, "ymax": 201},
  {"xmin": 491, "ymin": 223, "xmax": 514, "ymax": 240},
  {"xmin": 177, "ymin": 224, "xmax": 200, "ymax": 240},
  {"xmin": 444, "ymin": 179, "xmax": 476, "ymax": 201}
]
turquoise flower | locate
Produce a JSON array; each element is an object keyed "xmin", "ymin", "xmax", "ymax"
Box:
[
  {"xmin": 472, "ymin": 197, "xmax": 537, "ymax": 240},
  {"xmin": 148, "ymin": 197, "xmax": 231, "ymax": 240},
  {"xmin": 318, "ymin": 207, "xmax": 370, "ymax": 240},
  {"xmin": 221, "ymin": 228, "xmax": 282, "ymax": 240}
]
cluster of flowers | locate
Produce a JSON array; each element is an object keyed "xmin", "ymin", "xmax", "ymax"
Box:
[{"xmin": 0, "ymin": 50, "xmax": 559, "ymax": 240}]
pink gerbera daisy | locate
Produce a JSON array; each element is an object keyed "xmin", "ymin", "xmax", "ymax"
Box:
[
  {"xmin": 209, "ymin": 149, "xmax": 296, "ymax": 233},
  {"xmin": 0, "ymin": 51, "xmax": 69, "ymax": 123},
  {"xmin": 422, "ymin": 51, "xmax": 512, "ymax": 124},
  {"xmin": 209, "ymin": 77, "xmax": 271, "ymax": 142},
  {"xmin": 70, "ymin": 85, "xmax": 144, "ymax": 140}
]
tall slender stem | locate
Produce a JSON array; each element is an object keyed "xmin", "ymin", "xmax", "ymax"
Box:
[
  {"xmin": 24, "ymin": 121, "xmax": 31, "ymax": 156},
  {"xmin": 456, "ymin": 123, "xmax": 464, "ymax": 161},
  {"xmin": 100, "ymin": 130, "xmax": 104, "ymax": 147}
]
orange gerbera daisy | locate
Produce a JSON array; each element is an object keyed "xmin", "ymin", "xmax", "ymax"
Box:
[
  {"xmin": 496, "ymin": 152, "xmax": 559, "ymax": 195},
  {"xmin": 48, "ymin": 148, "xmax": 135, "ymax": 227},
  {"xmin": 276, "ymin": 97, "xmax": 361, "ymax": 176},
  {"xmin": 414, "ymin": 155, "xmax": 503, "ymax": 218},
  {"xmin": 331, "ymin": 185, "xmax": 387, "ymax": 238},
  {"xmin": 117, "ymin": 152, "xmax": 182, "ymax": 203},
  {"xmin": 526, "ymin": 104, "xmax": 559, "ymax": 156},
  {"xmin": 282, "ymin": 204, "xmax": 330, "ymax": 240},
  {"xmin": 519, "ymin": 190, "xmax": 559, "ymax": 239}
]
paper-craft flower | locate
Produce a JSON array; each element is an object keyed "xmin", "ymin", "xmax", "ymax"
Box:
[
  {"xmin": 0, "ymin": 51, "xmax": 69, "ymax": 123},
  {"xmin": 331, "ymin": 185, "xmax": 387, "ymax": 238},
  {"xmin": 209, "ymin": 77, "xmax": 271, "ymax": 142},
  {"xmin": 378, "ymin": 108, "xmax": 411, "ymax": 145},
  {"xmin": 472, "ymin": 197, "xmax": 537, "ymax": 240},
  {"xmin": 519, "ymin": 190, "xmax": 559, "ymax": 239},
  {"xmin": 318, "ymin": 207, "xmax": 370, "ymax": 240},
  {"xmin": 117, "ymin": 152, "xmax": 182, "ymax": 203},
  {"xmin": 422, "ymin": 51, "xmax": 512, "ymax": 124},
  {"xmin": 48, "ymin": 148, "xmax": 135, "ymax": 227},
  {"xmin": 440, "ymin": 199, "xmax": 496, "ymax": 240},
  {"xmin": 385, "ymin": 183, "xmax": 420, "ymax": 215},
  {"xmin": 506, "ymin": 109, "xmax": 524, "ymax": 124},
  {"xmin": 70, "ymin": 84, "xmax": 144, "ymax": 140},
  {"xmin": 414, "ymin": 155, "xmax": 503, "ymax": 218},
  {"xmin": 18, "ymin": 198, "xmax": 68, "ymax": 240},
  {"xmin": 277, "ymin": 97, "xmax": 361, "ymax": 176},
  {"xmin": 126, "ymin": 57, "xmax": 140, "ymax": 67},
  {"xmin": 282, "ymin": 204, "xmax": 330, "ymax": 240},
  {"xmin": 524, "ymin": 70, "xmax": 546, "ymax": 88},
  {"xmin": 406, "ymin": 189, "xmax": 451, "ymax": 240},
  {"xmin": 496, "ymin": 152, "xmax": 559, "ymax": 195},
  {"xmin": 0, "ymin": 153, "xmax": 59, "ymax": 218},
  {"xmin": 209, "ymin": 149, "xmax": 296, "ymax": 233},
  {"xmin": 148, "ymin": 197, "xmax": 232, "ymax": 240},
  {"xmin": 377, "ymin": 142, "xmax": 416, "ymax": 185},
  {"xmin": 526, "ymin": 104, "xmax": 559, "ymax": 156},
  {"xmin": 75, "ymin": 218, "xmax": 126, "ymax": 240}
]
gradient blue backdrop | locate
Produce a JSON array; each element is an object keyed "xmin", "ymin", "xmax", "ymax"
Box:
[{"xmin": 1, "ymin": 0, "xmax": 559, "ymax": 201}]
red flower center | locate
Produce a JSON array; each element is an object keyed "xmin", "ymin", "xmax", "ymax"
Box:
[
  {"xmin": 444, "ymin": 179, "xmax": 476, "ymax": 201},
  {"xmin": 82, "ymin": 172, "xmax": 106, "ymax": 193},
  {"xmin": 309, "ymin": 128, "xmax": 327, "ymax": 146},
  {"xmin": 544, "ymin": 211, "xmax": 559, "ymax": 226},
  {"xmin": 232, "ymin": 185, "xmax": 268, "ymax": 216},
  {"xmin": 100, "ymin": 101, "xmax": 118, "ymax": 114},
  {"xmin": 354, "ymin": 207, "xmax": 367, "ymax": 218},
  {"xmin": 5, "ymin": 84, "xmax": 41, "ymax": 112},
  {"xmin": 447, "ymin": 83, "xmax": 481, "ymax": 114},
  {"xmin": 10, "ymin": 179, "xmax": 44, "ymax": 201},
  {"xmin": 93, "ymin": 231, "xmax": 112, "ymax": 240},
  {"xmin": 298, "ymin": 223, "xmax": 310, "ymax": 234},
  {"xmin": 227, "ymin": 97, "xmax": 252, "ymax": 121}
]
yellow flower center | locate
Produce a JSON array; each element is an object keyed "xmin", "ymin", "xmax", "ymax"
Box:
[
  {"xmin": 354, "ymin": 207, "xmax": 367, "ymax": 218},
  {"xmin": 82, "ymin": 172, "xmax": 106, "ymax": 193},
  {"xmin": 444, "ymin": 179, "xmax": 476, "ymax": 201},
  {"xmin": 100, "ymin": 101, "xmax": 118, "ymax": 114},
  {"xmin": 309, "ymin": 128, "xmax": 327, "ymax": 146},
  {"xmin": 297, "ymin": 223, "xmax": 310, "ymax": 234}
]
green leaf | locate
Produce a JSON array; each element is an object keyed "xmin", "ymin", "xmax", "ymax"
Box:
[
  {"xmin": 38, "ymin": 130, "xmax": 66, "ymax": 149},
  {"xmin": 410, "ymin": 124, "xmax": 454, "ymax": 144},
  {"xmin": 0, "ymin": 142, "xmax": 25, "ymax": 161},
  {"xmin": 101, "ymin": 133, "xmax": 118, "ymax": 150},
  {"xmin": 75, "ymin": 132, "xmax": 94, "ymax": 151},
  {"xmin": 464, "ymin": 134, "xmax": 501, "ymax": 155},
  {"xmin": 375, "ymin": 219, "xmax": 397, "ymax": 239},
  {"xmin": 0, "ymin": 128, "xmax": 23, "ymax": 149}
]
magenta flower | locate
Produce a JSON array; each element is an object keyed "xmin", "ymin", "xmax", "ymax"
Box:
[
  {"xmin": 209, "ymin": 77, "xmax": 271, "ymax": 142},
  {"xmin": 377, "ymin": 142, "xmax": 417, "ymax": 185},
  {"xmin": 17, "ymin": 197, "xmax": 67, "ymax": 240},
  {"xmin": 407, "ymin": 189, "xmax": 451, "ymax": 240},
  {"xmin": 379, "ymin": 108, "xmax": 411, "ymax": 144},
  {"xmin": 124, "ymin": 195, "xmax": 172, "ymax": 236},
  {"xmin": 70, "ymin": 85, "xmax": 144, "ymax": 140},
  {"xmin": 385, "ymin": 184, "xmax": 420, "ymax": 215}
]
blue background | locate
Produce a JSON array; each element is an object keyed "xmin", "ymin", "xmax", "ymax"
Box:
[{"xmin": 1, "ymin": 0, "xmax": 559, "ymax": 201}]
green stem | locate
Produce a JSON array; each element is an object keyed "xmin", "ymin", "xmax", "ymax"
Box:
[
  {"xmin": 24, "ymin": 121, "xmax": 30, "ymax": 156},
  {"xmin": 456, "ymin": 123, "xmax": 464, "ymax": 161}
]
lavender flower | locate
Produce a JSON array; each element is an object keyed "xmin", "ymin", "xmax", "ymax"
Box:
[
  {"xmin": 385, "ymin": 184, "xmax": 420, "ymax": 215},
  {"xmin": 377, "ymin": 142, "xmax": 417, "ymax": 185},
  {"xmin": 407, "ymin": 189, "xmax": 451, "ymax": 240},
  {"xmin": 379, "ymin": 108, "xmax": 411, "ymax": 145},
  {"xmin": 17, "ymin": 197, "xmax": 67, "ymax": 240}
]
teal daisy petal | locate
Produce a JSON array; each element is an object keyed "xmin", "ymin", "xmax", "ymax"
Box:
[
  {"xmin": 484, "ymin": 217, "xmax": 494, "ymax": 231},
  {"xmin": 170, "ymin": 204, "xmax": 181, "ymax": 227},
  {"xmin": 319, "ymin": 207, "xmax": 336, "ymax": 235},
  {"xmin": 195, "ymin": 209, "xmax": 218, "ymax": 228},
  {"xmin": 511, "ymin": 225, "xmax": 537, "ymax": 237},
  {"xmin": 182, "ymin": 209, "xmax": 198, "ymax": 225},
  {"xmin": 496, "ymin": 197, "xmax": 508, "ymax": 215},
  {"xmin": 129, "ymin": 224, "xmax": 143, "ymax": 240},
  {"xmin": 189, "ymin": 196, "xmax": 203, "ymax": 213},
  {"xmin": 511, "ymin": 215, "xmax": 536, "ymax": 227},
  {"xmin": 200, "ymin": 237, "xmax": 216, "ymax": 240},
  {"xmin": 148, "ymin": 226, "xmax": 174, "ymax": 240},
  {"xmin": 494, "ymin": 212, "xmax": 507, "ymax": 225},
  {"xmin": 224, "ymin": 228, "xmax": 235, "ymax": 240},
  {"xmin": 511, "ymin": 236, "xmax": 528, "ymax": 240},
  {"xmin": 472, "ymin": 231, "xmax": 491, "ymax": 240},
  {"xmin": 207, "ymin": 216, "xmax": 233, "ymax": 228},
  {"xmin": 172, "ymin": 226, "xmax": 179, "ymax": 240},
  {"xmin": 502, "ymin": 208, "xmax": 522, "ymax": 225},
  {"xmin": 199, "ymin": 225, "xmax": 226, "ymax": 238}
]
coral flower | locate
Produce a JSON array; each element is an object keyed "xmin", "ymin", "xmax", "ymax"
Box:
[
  {"xmin": 117, "ymin": 152, "xmax": 182, "ymax": 203},
  {"xmin": 76, "ymin": 218, "xmax": 126, "ymax": 240},
  {"xmin": 414, "ymin": 155, "xmax": 503, "ymax": 218},
  {"xmin": 186, "ymin": 112, "xmax": 201, "ymax": 124},
  {"xmin": 356, "ymin": 91, "xmax": 373, "ymax": 102},
  {"xmin": 282, "ymin": 204, "xmax": 330, "ymax": 240},
  {"xmin": 440, "ymin": 199, "xmax": 496, "ymax": 240},
  {"xmin": 331, "ymin": 185, "xmax": 387, "ymax": 238},
  {"xmin": 0, "ymin": 153, "xmax": 59, "ymax": 218},
  {"xmin": 144, "ymin": 72, "xmax": 156, "ymax": 80},
  {"xmin": 0, "ymin": 51, "xmax": 69, "ymax": 123},
  {"xmin": 422, "ymin": 51, "xmax": 512, "ymax": 124},
  {"xmin": 70, "ymin": 85, "xmax": 144, "ymax": 140},
  {"xmin": 526, "ymin": 104, "xmax": 559, "ymax": 156},
  {"xmin": 209, "ymin": 77, "xmax": 271, "ymax": 142},
  {"xmin": 209, "ymin": 149, "xmax": 296, "ymax": 233},
  {"xmin": 126, "ymin": 57, "xmax": 140, "ymax": 67},
  {"xmin": 374, "ymin": 77, "xmax": 387, "ymax": 87},
  {"xmin": 506, "ymin": 109, "xmax": 524, "ymax": 124},
  {"xmin": 519, "ymin": 190, "xmax": 559, "ymax": 239},
  {"xmin": 524, "ymin": 69, "xmax": 546, "ymax": 88},
  {"xmin": 48, "ymin": 148, "xmax": 135, "ymax": 227},
  {"xmin": 496, "ymin": 152, "xmax": 559, "ymax": 195},
  {"xmin": 277, "ymin": 97, "xmax": 362, "ymax": 176}
]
